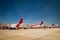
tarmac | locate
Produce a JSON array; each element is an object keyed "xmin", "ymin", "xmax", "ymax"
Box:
[{"xmin": 0, "ymin": 28, "xmax": 60, "ymax": 40}]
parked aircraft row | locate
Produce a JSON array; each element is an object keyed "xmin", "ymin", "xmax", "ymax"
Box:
[{"xmin": 0, "ymin": 18, "xmax": 59, "ymax": 30}]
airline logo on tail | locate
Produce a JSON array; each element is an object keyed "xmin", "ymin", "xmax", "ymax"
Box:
[{"xmin": 16, "ymin": 18, "xmax": 23, "ymax": 29}]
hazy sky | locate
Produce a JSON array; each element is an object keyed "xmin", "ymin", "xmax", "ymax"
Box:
[{"xmin": 0, "ymin": 0, "xmax": 60, "ymax": 25}]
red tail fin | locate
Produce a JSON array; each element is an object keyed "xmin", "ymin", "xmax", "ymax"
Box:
[
  {"xmin": 16, "ymin": 18, "xmax": 23, "ymax": 29},
  {"xmin": 18, "ymin": 18, "xmax": 23, "ymax": 24},
  {"xmin": 40, "ymin": 21, "xmax": 43, "ymax": 25}
]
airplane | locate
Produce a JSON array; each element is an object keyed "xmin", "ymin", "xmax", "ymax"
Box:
[
  {"xmin": 28, "ymin": 21, "xmax": 44, "ymax": 29},
  {"xmin": 1, "ymin": 18, "xmax": 58, "ymax": 30},
  {"xmin": 0, "ymin": 18, "xmax": 23, "ymax": 30},
  {"xmin": 1, "ymin": 18, "xmax": 45, "ymax": 30},
  {"xmin": 9, "ymin": 18, "xmax": 23, "ymax": 30}
]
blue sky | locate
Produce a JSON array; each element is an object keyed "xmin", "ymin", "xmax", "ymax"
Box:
[{"xmin": 0, "ymin": 0, "xmax": 60, "ymax": 25}]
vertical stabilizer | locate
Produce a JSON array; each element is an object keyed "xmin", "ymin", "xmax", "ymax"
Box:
[
  {"xmin": 40, "ymin": 21, "xmax": 44, "ymax": 27},
  {"xmin": 16, "ymin": 18, "xmax": 23, "ymax": 29}
]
